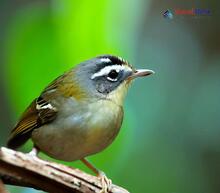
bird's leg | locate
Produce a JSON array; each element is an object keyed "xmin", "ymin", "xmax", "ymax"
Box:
[
  {"xmin": 28, "ymin": 145, "xmax": 40, "ymax": 157},
  {"xmin": 81, "ymin": 158, "xmax": 112, "ymax": 193}
]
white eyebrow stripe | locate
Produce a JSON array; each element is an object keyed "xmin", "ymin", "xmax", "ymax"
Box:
[{"xmin": 91, "ymin": 65, "xmax": 132, "ymax": 79}]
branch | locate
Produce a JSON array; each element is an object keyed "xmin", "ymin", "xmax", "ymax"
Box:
[{"xmin": 0, "ymin": 147, "xmax": 129, "ymax": 193}]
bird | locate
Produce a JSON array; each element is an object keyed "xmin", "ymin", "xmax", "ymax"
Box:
[{"xmin": 7, "ymin": 55, "xmax": 154, "ymax": 192}]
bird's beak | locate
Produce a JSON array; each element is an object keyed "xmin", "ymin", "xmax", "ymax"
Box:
[{"xmin": 128, "ymin": 69, "xmax": 155, "ymax": 80}]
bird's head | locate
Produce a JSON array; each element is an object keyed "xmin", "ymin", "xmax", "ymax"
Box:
[{"xmin": 73, "ymin": 55, "xmax": 154, "ymax": 106}]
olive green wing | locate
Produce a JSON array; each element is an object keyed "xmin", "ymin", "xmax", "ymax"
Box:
[
  {"xmin": 7, "ymin": 70, "xmax": 76, "ymax": 149},
  {"xmin": 7, "ymin": 96, "xmax": 58, "ymax": 149}
]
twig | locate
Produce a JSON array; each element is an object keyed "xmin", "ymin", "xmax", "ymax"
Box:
[{"xmin": 0, "ymin": 147, "xmax": 129, "ymax": 193}]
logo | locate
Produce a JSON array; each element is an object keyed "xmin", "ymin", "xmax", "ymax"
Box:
[
  {"xmin": 163, "ymin": 10, "xmax": 173, "ymax": 19},
  {"xmin": 163, "ymin": 8, "xmax": 211, "ymax": 19},
  {"xmin": 175, "ymin": 8, "xmax": 211, "ymax": 16}
]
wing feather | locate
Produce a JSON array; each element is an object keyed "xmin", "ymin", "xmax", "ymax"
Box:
[
  {"xmin": 7, "ymin": 96, "xmax": 57, "ymax": 149},
  {"xmin": 7, "ymin": 70, "xmax": 76, "ymax": 149}
]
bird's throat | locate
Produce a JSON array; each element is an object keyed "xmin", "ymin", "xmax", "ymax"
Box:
[{"xmin": 106, "ymin": 81, "xmax": 131, "ymax": 106}]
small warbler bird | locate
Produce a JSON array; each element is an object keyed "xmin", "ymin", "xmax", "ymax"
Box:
[{"xmin": 7, "ymin": 55, "xmax": 154, "ymax": 192}]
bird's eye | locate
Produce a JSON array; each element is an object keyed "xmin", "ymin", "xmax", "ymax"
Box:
[{"xmin": 107, "ymin": 70, "xmax": 119, "ymax": 81}]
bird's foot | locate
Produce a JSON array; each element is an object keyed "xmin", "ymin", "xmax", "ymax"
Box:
[
  {"xmin": 28, "ymin": 146, "xmax": 39, "ymax": 157},
  {"xmin": 98, "ymin": 171, "xmax": 112, "ymax": 193},
  {"xmin": 80, "ymin": 158, "xmax": 112, "ymax": 192}
]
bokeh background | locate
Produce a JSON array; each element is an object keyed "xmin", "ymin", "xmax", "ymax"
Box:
[{"xmin": 0, "ymin": 0, "xmax": 220, "ymax": 193}]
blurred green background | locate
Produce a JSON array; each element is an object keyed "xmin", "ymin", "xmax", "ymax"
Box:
[{"xmin": 0, "ymin": 0, "xmax": 220, "ymax": 193}]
